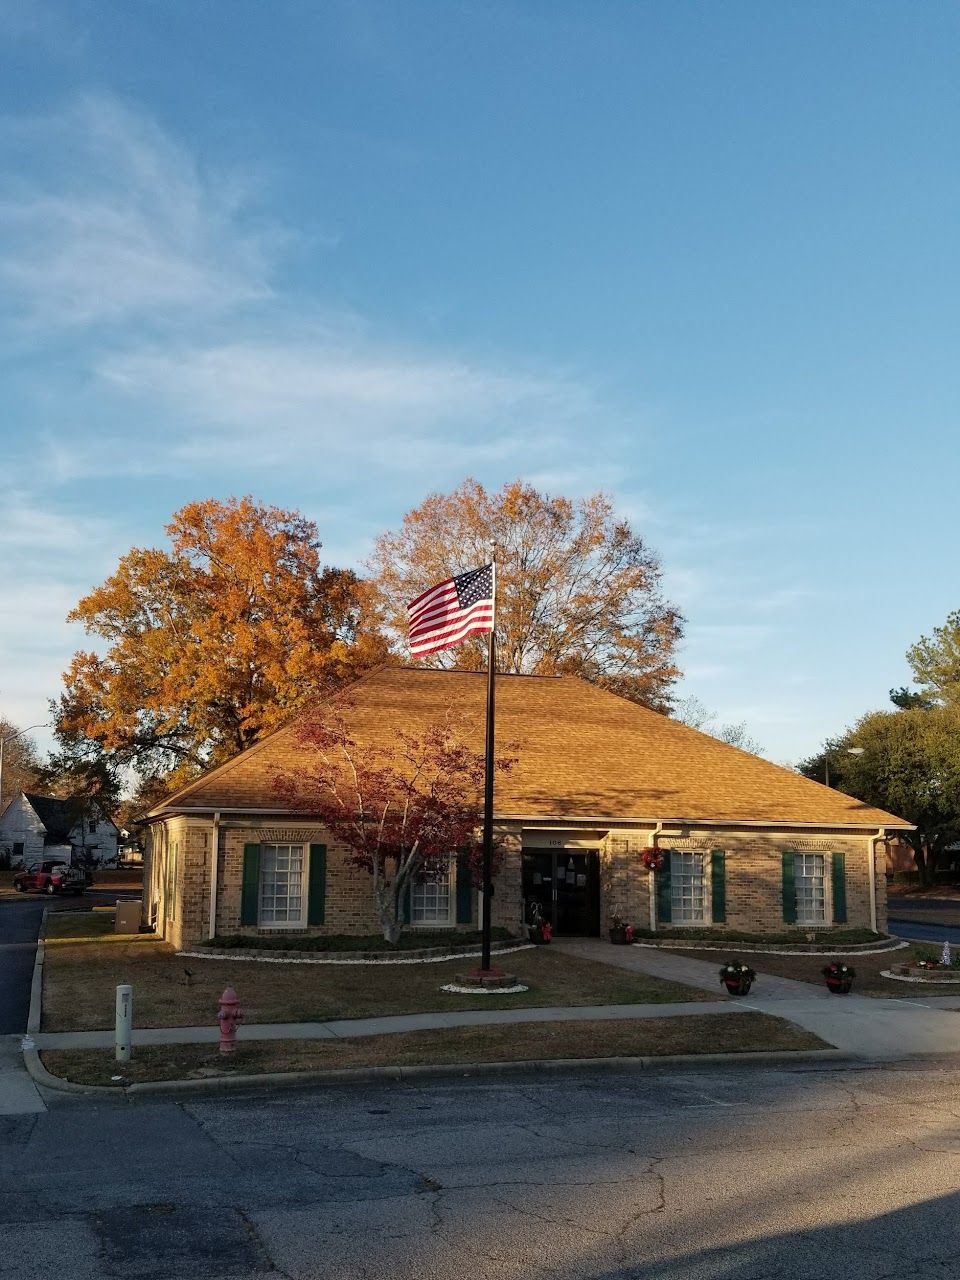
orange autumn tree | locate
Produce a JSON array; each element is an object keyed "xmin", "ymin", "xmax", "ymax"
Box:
[
  {"xmin": 368, "ymin": 479, "xmax": 683, "ymax": 709},
  {"xmin": 55, "ymin": 497, "xmax": 388, "ymax": 792}
]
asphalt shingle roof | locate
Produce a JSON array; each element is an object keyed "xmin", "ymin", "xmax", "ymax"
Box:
[{"xmin": 152, "ymin": 667, "xmax": 910, "ymax": 830}]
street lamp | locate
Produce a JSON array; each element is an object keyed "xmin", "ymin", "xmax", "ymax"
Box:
[
  {"xmin": 0, "ymin": 724, "xmax": 48, "ymax": 812},
  {"xmin": 824, "ymin": 746, "xmax": 864, "ymax": 789}
]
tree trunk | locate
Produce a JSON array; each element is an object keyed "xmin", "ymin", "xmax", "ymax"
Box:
[
  {"xmin": 911, "ymin": 836, "xmax": 931, "ymax": 887},
  {"xmin": 374, "ymin": 852, "xmax": 420, "ymax": 944}
]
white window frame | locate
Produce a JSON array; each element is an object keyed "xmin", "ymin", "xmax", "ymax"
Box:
[
  {"xmin": 794, "ymin": 852, "xmax": 830, "ymax": 926},
  {"xmin": 670, "ymin": 850, "xmax": 710, "ymax": 925},
  {"xmin": 411, "ymin": 855, "xmax": 455, "ymax": 928},
  {"xmin": 258, "ymin": 843, "xmax": 308, "ymax": 929}
]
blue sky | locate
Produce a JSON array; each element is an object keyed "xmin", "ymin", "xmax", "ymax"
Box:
[{"xmin": 1, "ymin": 0, "xmax": 957, "ymax": 765}]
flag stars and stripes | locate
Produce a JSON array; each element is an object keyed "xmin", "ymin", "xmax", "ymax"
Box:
[{"xmin": 407, "ymin": 563, "xmax": 495, "ymax": 657}]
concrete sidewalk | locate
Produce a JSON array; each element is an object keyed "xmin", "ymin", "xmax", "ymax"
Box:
[
  {"xmin": 555, "ymin": 936, "xmax": 832, "ymax": 1000},
  {"xmin": 0, "ymin": 1034, "xmax": 45, "ymax": 1114},
  {"xmin": 33, "ymin": 999, "xmax": 741, "ymax": 1051},
  {"xmin": 554, "ymin": 937, "xmax": 960, "ymax": 1060}
]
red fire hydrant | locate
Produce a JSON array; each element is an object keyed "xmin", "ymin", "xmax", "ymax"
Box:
[{"xmin": 218, "ymin": 986, "xmax": 244, "ymax": 1055}]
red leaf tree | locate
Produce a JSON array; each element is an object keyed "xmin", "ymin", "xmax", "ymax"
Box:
[{"xmin": 273, "ymin": 705, "xmax": 516, "ymax": 943}]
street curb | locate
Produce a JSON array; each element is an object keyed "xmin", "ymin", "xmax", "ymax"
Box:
[
  {"xmin": 23, "ymin": 1047, "xmax": 853, "ymax": 1100},
  {"xmin": 26, "ymin": 908, "xmax": 47, "ymax": 1036}
]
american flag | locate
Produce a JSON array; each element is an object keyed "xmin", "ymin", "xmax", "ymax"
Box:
[{"xmin": 407, "ymin": 563, "xmax": 495, "ymax": 657}]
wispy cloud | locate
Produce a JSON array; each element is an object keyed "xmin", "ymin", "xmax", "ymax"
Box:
[
  {"xmin": 94, "ymin": 335, "xmax": 600, "ymax": 477},
  {"xmin": 0, "ymin": 94, "xmax": 281, "ymax": 329}
]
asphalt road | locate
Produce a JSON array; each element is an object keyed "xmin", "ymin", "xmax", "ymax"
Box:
[
  {"xmin": 889, "ymin": 919, "xmax": 960, "ymax": 946},
  {"xmin": 0, "ymin": 893, "xmax": 137, "ymax": 1034},
  {"xmin": 5, "ymin": 1060, "xmax": 960, "ymax": 1279}
]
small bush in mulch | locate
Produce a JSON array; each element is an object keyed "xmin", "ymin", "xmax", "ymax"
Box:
[{"xmin": 205, "ymin": 928, "xmax": 516, "ymax": 953}]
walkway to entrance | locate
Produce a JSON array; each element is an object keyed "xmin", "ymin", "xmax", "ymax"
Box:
[{"xmin": 553, "ymin": 937, "xmax": 960, "ymax": 1060}]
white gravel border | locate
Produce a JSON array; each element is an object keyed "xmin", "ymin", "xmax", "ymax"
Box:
[
  {"xmin": 634, "ymin": 940, "xmax": 911, "ymax": 958},
  {"xmin": 177, "ymin": 943, "xmax": 536, "ymax": 967},
  {"xmin": 439, "ymin": 983, "xmax": 530, "ymax": 995}
]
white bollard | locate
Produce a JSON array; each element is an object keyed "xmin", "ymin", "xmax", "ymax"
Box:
[{"xmin": 115, "ymin": 984, "xmax": 132, "ymax": 1063}]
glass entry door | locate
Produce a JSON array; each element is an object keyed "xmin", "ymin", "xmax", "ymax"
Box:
[{"xmin": 521, "ymin": 850, "xmax": 600, "ymax": 936}]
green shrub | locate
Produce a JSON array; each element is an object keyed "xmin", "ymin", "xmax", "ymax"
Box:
[{"xmin": 205, "ymin": 927, "xmax": 516, "ymax": 953}]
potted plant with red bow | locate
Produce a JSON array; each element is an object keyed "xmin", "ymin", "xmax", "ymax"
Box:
[
  {"xmin": 719, "ymin": 960, "xmax": 756, "ymax": 996},
  {"xmin": 527, "ymin": 901, "xmax": 552, "ymax": 945},
  {"xmin": 608, "ymin": 910, "xmax": 635, "ymax": 944},
  {"xmin": 823, "ymin": 960, "xmax": 855, "ymax": 994}
]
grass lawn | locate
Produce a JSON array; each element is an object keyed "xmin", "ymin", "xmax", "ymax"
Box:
[
  {"xmin": 41, "ymin": 912, "xmax": 715, "ymax": 1032},
  {"xmin": 90, "ymin": 868, "xmax": 143, "ymax": 890},
  {"xmin": 41, "ymin": 1012, "xmax": 825, "ymax": 1086},
  {"xmin": 679, "ymin": 943, "xmax": 960, "ymax": 997},
  {"xmin": 888, "ymin": 906, "xmax": 960, "ymax": 928}
]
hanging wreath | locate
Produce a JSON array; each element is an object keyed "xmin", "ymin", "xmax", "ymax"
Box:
[{"xmin": 641, "ymin": 849, "xmax": 664, "ymax": 871}]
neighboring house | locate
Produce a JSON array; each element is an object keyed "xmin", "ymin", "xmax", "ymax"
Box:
[
  {"xmin": 143, "ymin": 667, "xmax": 912, "ymax": 949},
  {"xmin": 0, "ymin": 792, "xmax": 120, "ymax": 868}
]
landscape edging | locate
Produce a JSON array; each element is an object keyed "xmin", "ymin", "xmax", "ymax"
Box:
[
  {"xmin": 634, "ymin": 939, "xmax": 910, "ymax": 957},
  {"xmin": 178, "ymin": 942, "xmax": 536, "ymax": 966}
]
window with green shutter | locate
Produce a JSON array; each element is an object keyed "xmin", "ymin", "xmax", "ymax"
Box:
[
  {"xmin": 455, "ymin": 852, "xmax": 473, "ymax": 925},
  {"xmin": 781, "ymin": 852, "xmax": 797, "ymax": 924},
  {"xmin": 831, "ymin": 852, "xmax": 847, "ymax": 924},
  {"xmin": 307, "ymin": 844, "xmax": 327, "ymax": 925},
  {"xmin": 711, "ymin": 850, "xmax": 726, "ymax": 924},
  {"xmin": 240, "ymin": 843, "xmax": 261, "ymax": 925},
  {"xmin": 656, "ymin": 852, "xmax": 673, "ymax": 925}
]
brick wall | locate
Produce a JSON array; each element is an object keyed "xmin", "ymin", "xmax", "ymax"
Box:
[
  {"xmin": 597, "ymin": 826, "xmax": 883, "ymax": 935},
  {"xmin": 152, "ymin": 813, "xmax": 889, "ymax": 947}
]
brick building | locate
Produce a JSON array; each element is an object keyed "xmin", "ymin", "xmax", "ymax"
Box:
[{"xmin": 143, "ymin": 667, "xmax": 910, "ymax": 949}]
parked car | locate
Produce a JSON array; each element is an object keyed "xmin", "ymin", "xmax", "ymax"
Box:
[{"xmin": 13, "ymin": 860, "xmax": 88, "ymax": 895}]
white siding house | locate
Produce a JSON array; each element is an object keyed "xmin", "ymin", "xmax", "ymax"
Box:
[{"xmin": 0, "ymin": 792, "xmax": 120, "ymax": 867}]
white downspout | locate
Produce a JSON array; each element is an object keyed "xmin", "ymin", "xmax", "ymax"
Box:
[
  {"xmin": 208, "ymin": 810, "xmax": 221, "ymax": 941},
  {"xmin": 867, "ymin": 827, "xmax": 884, "ymax": 936},
  {"xmin": 648, "ymin": 822, "xmax": 664, "ymax": 933}
]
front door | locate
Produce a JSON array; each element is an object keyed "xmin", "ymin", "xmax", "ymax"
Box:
[{"xmin": 521, "ymin": 850, "xmax": 600, "ymax": 936}]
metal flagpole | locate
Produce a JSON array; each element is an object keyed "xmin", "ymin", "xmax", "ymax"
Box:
[{"xmin": 480, "ymin": 553, "xmax": 497, "ymax": 973}]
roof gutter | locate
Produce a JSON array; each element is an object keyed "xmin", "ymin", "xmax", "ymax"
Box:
[
  {"xmin": 867, "ymin": 828, "xmax": 886, "ymax": 935},
  {"xmin": 208, "ymin": 810, "xmax": 220, "ymax": 943},
  {"xmin": 144, "ymin": 806, "xmax": 914, "ymax": 832}
]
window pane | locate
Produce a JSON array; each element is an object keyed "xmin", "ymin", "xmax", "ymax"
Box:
[
  {"xmin": 412, "ymin": 857, "xmax": 453, "ymax": 925},
  {"xmin": 259, "ymin": 844, "xmax": 305, "ymax": 924},
  {"xmin": 795, "ymin": 854, "xmax": 826, "ymax": 924},
  {"xmin": 671, "ymin": 852, "xmax": 706, "ymax": 923}
]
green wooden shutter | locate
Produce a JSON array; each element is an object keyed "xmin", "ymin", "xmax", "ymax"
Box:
[
  {"xmin": 831, "ymin": 852, "xmax": 847, "ymax": 924},
  {"xmin": 781, "ymin": 852, "xmax": 797, "ymax": 924},
  {"xmin": 240, "ymin": 843, "xmax": 261, "ymax": 925},
  {"xmin": 711, "ymin": 850, "xmax": 727, "ymax": 924},
  {"xmin": 401, "ymin": 880, "xmax": 412, "ymax": 924},
  {"xmin": 455, "ymin": 852, "xmax": 473, "ymax": 925},
  {"xmin": 656, "ymin": 851, "xmax": 673, "ymax": 925},
  {"xmin": 307, "ymin": 844, "xmax": 327, "ymax": 926}
]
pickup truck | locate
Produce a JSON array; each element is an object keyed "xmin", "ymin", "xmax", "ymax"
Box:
[{"xmin": 13, "ymin": 860, "xmax": 88, "ymax": 896}]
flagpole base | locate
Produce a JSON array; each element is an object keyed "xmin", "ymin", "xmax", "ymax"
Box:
[{"xmin": 451, "ymin": 969, "xmax": 521, "ymax": 991}]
